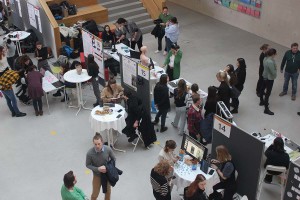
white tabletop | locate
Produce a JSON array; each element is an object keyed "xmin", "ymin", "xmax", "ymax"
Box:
[
  {"xmin": 173, "ymin": 161, "xmax": 220, "ymax": 195},
  {"xmin": 150, "ymin": 65, "xmax": 165, "ymax": 81},
  {"xmin": 5, "ymin": 31, "xmax": 31, "ymax": 41},
  {"xmin": 103, "ymin": 43, "xmax": 131, "ymax": 61},
  {"xmin": 90, "ymin": 104, "xmax": 126, "ymax": 133},
  {"xmin": 168, "ymin": 78, "xmax": 208, "ymax": 98},
  {"xmin": 63, "ymin": 69, "xmax": 91, "ymax": 83}
]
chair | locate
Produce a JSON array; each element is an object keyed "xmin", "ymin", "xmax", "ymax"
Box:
[
  {"xmin": 132, "ymin": 127, "xmax": 145, "ymax": 152},
  {"xmin": 240, "ymin": 195, "xmax": 248, "ymax": 200},
  {"xmin": 217, "ymin": 170, "xmax": 239, "ymax": 198},
  {"xmin": 256, "ymin": 165, "xmax": 287, "ymax": 200}
]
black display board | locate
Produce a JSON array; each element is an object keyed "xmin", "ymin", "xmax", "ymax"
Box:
[
  {"xmin": 211, "ymin": 115, "xmax": 264, "ymax": 200},
  {"xmin": 283, "ymin": 159, "xmax": 300, "ymax": 200}
]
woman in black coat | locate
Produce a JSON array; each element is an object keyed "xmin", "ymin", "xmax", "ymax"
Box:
[
  {"xmin": 152, "ymin": 74, "xmax": 170, "ymax": 133},
  {"xmin": 102, "ymin": 25, "xmax": 114, "ymax": 43},
  {"xmin": 185, "ymin": 174, "xmax": 209, "ymax": 200},
  {"xmin": 216, "ymin": 71, "xmax": 231, "ymax": 110},
  {"xmin": 256, "ymin": 44, "xmax": 269, "ymax": 96},
  {"xmin": 231, "ymin": 58, "xmax": 246, "ymax": 113}
]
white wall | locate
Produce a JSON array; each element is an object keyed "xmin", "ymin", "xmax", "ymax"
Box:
[{"xmin": 168, "ymin": 0, "xmax": 300, "ymax": 48}]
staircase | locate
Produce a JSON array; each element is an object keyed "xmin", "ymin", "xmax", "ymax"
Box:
[{"xmin": 98, "ymin": 0, "xmax": 155, "ymax": 34}]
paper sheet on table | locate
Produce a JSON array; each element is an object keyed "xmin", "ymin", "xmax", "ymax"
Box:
[{"xmin": 42, "ymin": 79, "xmax": 56, "ymax": 92}]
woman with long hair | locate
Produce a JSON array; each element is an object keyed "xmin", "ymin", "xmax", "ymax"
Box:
[
  {"xmin": 185, "ymin": 174, "xmax": 208, "ymax": 200},
  {"xmin": 101, "ymin": 78, "xmax": 124, "ymax": 103},
  {"xmin": 204, "ymin": 86, "xmax": 218, "ymax": 118},
  {"xmin": 102, "ymin": 25, "xmax": 114, "ymax": 43},
  {"xmin": 87, "ymin": 54, "xmax": 101, "ymax": 107},
  {"xmin": 172, "ymin": 79, "xmax": 188, "ymax": 135},
  {"xmin": 209, "ymin": 145, "xmax": 236, "ymax": 200},
  {"xmin": 216, "ymin": 71, "xmax": 231, "ymax": 109},
  {"xmin": 35, "ymin": 41, "xmax": 52, "ymax": 73},
  {"xmin": 259, "ymin": 48, "xmax": 277, "ymax": 115},
  {"xmin": 150, "ymin": 160, "xmax": 172, "ymax": 200},
  {"xmin": 231, "ymin": 58, "xmax": 247, "ymax": 114},
  {"xmin": 152, "ymin": 74, "xmax": 170, "ymax": 133},
  {"xmin": 256, "ymin": 44, "xmax": 269, "ymax": 96},
  {"xmin": 264, "ymin": 137, "xmax": 289, "ymax": 183}
]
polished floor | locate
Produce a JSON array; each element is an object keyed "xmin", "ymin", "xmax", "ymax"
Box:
[{"xmin": 0, "ymin": 2, "xmax": 298, "ymax": 200}]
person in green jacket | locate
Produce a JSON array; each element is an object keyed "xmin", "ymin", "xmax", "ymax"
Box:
[
  {"xmin": 279, "ymin": 42, "xmax": 300, "ymax": 101},
  {"xmin": 163, "ymin": 43, "xmax": 182, "ymax": 81},
  {"xmin": 61, "ymin": 171, "xmax": 88, "ymax": 200},
  {"xmin": 155, "ymin": 6, "xmax": 173, "ymax": 55},
  {"xmin": 260, "ymin": 48, "xmax": 277, "ymax": 115}
]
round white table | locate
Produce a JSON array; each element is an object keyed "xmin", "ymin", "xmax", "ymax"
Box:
[
  {"xmin": 64, "ymin": 69, "xmax": 92, "ymax": 115},
  {"xmin": 4, "ymin": 31, "xmax": 31, "ymax": 56},
  {"xmin": 90, "ymin": 104, "xmax": 126, "ymax": 152},
  {"xmin": 173, "ymin": 160, "xmax": 220, "ymax": 196},
  {"xmin": 150, "ymin": 65, "xmax": 165, "ymax": 92}
]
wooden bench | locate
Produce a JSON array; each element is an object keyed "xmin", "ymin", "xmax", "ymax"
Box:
[{"xmin": 56, "ymin": 4, "xmax": 108, "ymax": 27}]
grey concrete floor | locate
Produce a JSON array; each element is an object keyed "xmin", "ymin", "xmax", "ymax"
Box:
[{"xmin": 0, "ymin": 2, "xmax": 298, "ymax": 200}]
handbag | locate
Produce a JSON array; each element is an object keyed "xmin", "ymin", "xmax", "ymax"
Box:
[
  {"xmin": 242, "ymin": 6, "xmax": 247, "ymax": 13},
  {"xmin": 230, "ymin": 86, "xmax": 241, "ymax": 98},
  {"xmin": 254, "ymin": 10, "xmax": 260, "ymax": 17},
  {"xmin": 246, "ymin": 7, "xmax": 252, "ymax": 15},
  {"xmin": 68, "ymin": 5, "xmax": 77, "ymax": 15},
  {"xmin": 255, "ymin": 0, "xmax": 262, "ymax": 8},
  {"xmin": 230, "ymin": 2, "xmax": 238, "ymax": 10},
  {"xmin": 222, "ymin": 0, "xmax": 230, "ymax": 8},
  {"xmin": 250, "ymin": 0, "xmax": 256, "ymax": 6}
]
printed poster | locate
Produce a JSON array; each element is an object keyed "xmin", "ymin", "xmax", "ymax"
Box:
[{"xmin": 122, "ymin": 56, "xmax": 137, "ymax": 91}]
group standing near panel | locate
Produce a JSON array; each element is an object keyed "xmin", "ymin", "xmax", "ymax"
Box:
[{"xmin": 0, "ymin": 2, "xmax": 299, "ymax": 200}]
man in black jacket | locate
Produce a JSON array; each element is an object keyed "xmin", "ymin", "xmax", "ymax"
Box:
[{"xmin": 152, "ymin": 74, "xmax": 170, "ymax": 132}]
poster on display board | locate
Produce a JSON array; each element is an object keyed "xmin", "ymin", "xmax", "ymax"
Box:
[
  {"xmin": 283, "ymin": 159, "xmax": 300, "ymax": 200},
  {"xmin": 122, "ymin": 56, "xmax": 137, "ymax": 91},
  {"xmin": 27, "ymin": 2, "xmax": 42, "ymax": 33},
  {"xmin": 138, "ymin": 63, "xmax": 149, "ymax": 80},
  {"xmin": 82, "ymin": 29, "xmax": 104, "ymax": 79}
]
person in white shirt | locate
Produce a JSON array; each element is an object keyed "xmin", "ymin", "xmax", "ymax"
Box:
[{"xmin": 5, "ymin": 39, "xmax": 16, "ymax": 69}]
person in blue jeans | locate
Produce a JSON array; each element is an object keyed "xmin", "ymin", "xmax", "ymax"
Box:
[
  {"xmin": 0, "ymin": 70, "xmax": 26, "ymax": 117},
  {"xmin": 279, "ymin": 42, "xmax": 300, "ymax": 101}
]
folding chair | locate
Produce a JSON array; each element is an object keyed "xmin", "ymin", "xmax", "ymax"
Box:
[
  {"xmin": 257, "ymin": 165, "xmax": 287, "ymax": 200},
  {"xmin": 132, "ymin": 128, "xmax": 145, "ymax": 152}
]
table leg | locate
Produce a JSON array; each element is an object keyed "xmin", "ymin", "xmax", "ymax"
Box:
[
  {"xmin": 68, "ymin": 82, "xmax": 91, "ymax": 115},
  {"xmin": 16, "ymin": 41, "xmax": 22, "ymax": 56},
  {"xmin": 45, "ymin": 92, "xmax": 50, "ymax": 114},
  {"xmin": 107, "ymin": 129, "xmax": 125, "ymax": 152}
]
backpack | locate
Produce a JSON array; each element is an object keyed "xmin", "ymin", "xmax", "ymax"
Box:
[
  {"xmin": 60, "ymin": 1, "xmax": 70, "ymax": 9},
  {"xmin": 61, "ymin": 45, "xmax": 74, "ymax": 58},
  {"xmin": 48, "ymin": 4, "xmax": 62, "ymax": 17},
  {"xmin": 82, "ymin": 20, "xmax": 99, "ymax": 36},
  {"xmin": 68, "ymin": 5, "xmax": 77, "ymax": 15}
]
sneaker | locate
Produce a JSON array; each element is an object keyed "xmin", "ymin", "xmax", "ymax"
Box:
[
  {"xmin": 291, "ymin": 95, "xmax": 296, "ymax": 101},
  {"xmin": 264, "ymin": 109, "xmax": 274, "ymax": 115},
  {"xmin": 297, "ymin": 112, "xmax": 300, "ymax": 116},
  {"xmin": 160, "ymin": 127, "xmax": 168, "ymax": 133},
  {"xmin": 163, "ymin": 51, "xmax": 167, "ymax": 56},
  {"xmin": 53, "ymin": 91, "xmax": 62, "ymax": 97},
  {"xmin": 279, "ymin": 92, "xmax": 287, "ymax": 97},
  {"xmin": 16, "ymin": 112, "xmax": 26, "ymax": 117},
  {"xmin": 155, "ymin": 50, "xmax": 161, "ymax": 53},
  {"xmin": 12, "ymin": 112, "xmax": 16, "ymax": 117},
  {"xmin": 35, "ymin": 111, "xmax": 39, "ymax": 116},
  {"xmin": 39, "ymin": 111, "xmax": 43, "ymax": 116},
  {"xmin": 171, "ymin": 122, "xmax": 178, "ymax": 128}
]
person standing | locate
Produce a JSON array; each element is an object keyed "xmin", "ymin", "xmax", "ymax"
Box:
[
  {"xmin": 0, "ymin": 3, "xmax": 9, "ymax": 34},
  {"xmin": 216, "ymin": 71, "xmax": 231, "ymax": 109},
  {"xmin": 204, "ymin": 86, "xmax": 218, "ymax": 118},
  {"xmin": 163, "ymin": 43, "xmax": 182, "ymax": 81},
  {"xmin": 152, "ymin": 74, "xmax": 170, "ymax": 133},
  {"xmin": 279, "ymin": 42, "xmax": 300, "ymax": 101},
  {"xmin": 260, "ymin": 48, "xmax": 278, "ymax": 115},
  {"xmin": 256, "ymin": 44, "xmax": 269, "ymax": 97},
  {"xmin": 116, "ymin": 18, "xmax": 143, "ymax": 51},
  {"xmin": 171, "ymin": 79, "xmax": 188, "ymax": 136},
  {"xmin": 5, "ymin": 39, "xmax": 16, "ymax": 69},
  {"xmin": 26, "ymin": 65, "xmax": 43, "ymax": 116},
  {"xmin": 0, "ymin": 69, "xmax": 26, "ymax": 117},
  {"xmin": 150, "ymin": 160, "xmax": 172, "ymax": 200},
  {"xmin": 0, "ymin": 45, "xmax": 9, "ymax": 76},
  {"xmin": 86, "ymin": 133, "xmax": 116, "ymax": 200},
  {"xmin": 87, "ymin": 54, "xmax": 101, "ymax": 107},
  {"xmin": 165, "ymin": 17, "xmax": 179, "ymax": 54},
  {"xmin": 155, "ymin": 6, "xmax": 173, "ymax": 55},
  {"xmin": 187, "ymin": 94, "xmax": 203, "ymax": 142},
  {"xmin": 231, "ymin": 58, "xmax": 247, "ymax": 114},
  {"xmin": 61, "ymin": 171, "xmax": 88, "ymax": 200}
]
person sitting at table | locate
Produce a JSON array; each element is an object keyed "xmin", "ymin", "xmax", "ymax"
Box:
[
  {"xmin": 61, "ymin": 170, "xmax": 88, "ymax": 200},
  {"xmin": 172, "ymin": 79, "xmax": 188, "ymax": 136},
  {"xmin": 209, "ymin": 145, "xmax": 236, "ymax": 200},
  {"xmin": 102, "ymin": 25, "xmax": 114, "ymax": 43},
  {"xmin": 163, "ymin": 43, "xmax": 182, "ymax": 81},
  {"xmin": 26, "ymin": 65, "xmax": 43, "ymax": 116},
  {"xmin": 150, "ymin": 160, "xmax": 172, "ymax": 200},
  {"xmin": 87, "ymin": 54, "xmax": 101, "ymax": 107},
  {"xmin": 263, "ymin": 137, "xmax": 290, "ymax": 184},
  {"xmin": 185, "ymin": 174, "xmax": 209, "ymax": 200},
  {"xmin": 101, "ymin": 78, "xmax": 124, "ymax": 104},
  {"xmin": 35, "ymin": 41, "xmax": 52, "ymax": 73}
]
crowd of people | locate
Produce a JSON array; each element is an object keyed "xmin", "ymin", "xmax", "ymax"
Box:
[{"xmin": 0, "ymin": 4, "xmax": 298, "ymax": 200}]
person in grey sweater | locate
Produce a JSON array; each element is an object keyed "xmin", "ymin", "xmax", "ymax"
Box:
[
  {"xmin": 86, "ymin": 133, "xmax": 116, "ymax": 200},
  {"xmin": 260, "ymin": 48, "xmax": 277, "ymax": 115},
  {"xmin": 5, "ymin": 39, "xmax": 16, "ymax": 69}
]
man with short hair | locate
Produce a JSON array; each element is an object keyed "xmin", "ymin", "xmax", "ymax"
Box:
[
  {"xmin": 86, "ymin": 133, "xmax": 116, "ymax": 200},
  {"xmin": 0, "ymin": 69, "xmax": 26, "ymax": 117},
  {"xmin": 155, "ymin": 6, "xmax": 173, "ymax": 55},
  {"xmin": 279, "ymin": 43, "xmax": 300, "ymax": 101},
  {"xmin": 116, "ymin": 18, "xmax": 143, "ymax": 51}
]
